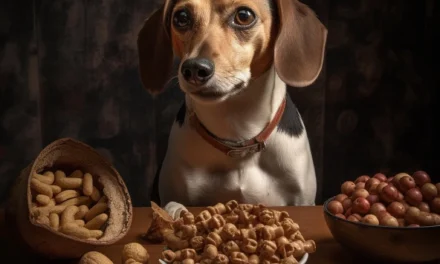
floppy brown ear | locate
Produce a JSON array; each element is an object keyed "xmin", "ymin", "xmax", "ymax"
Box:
[
  {"xmin": 137, "ymin": 5, "xmax": 175, "ymax": 95},
  {"xmin": 273, "ymin": 0, "xmax": 328, "ymax": 87}
]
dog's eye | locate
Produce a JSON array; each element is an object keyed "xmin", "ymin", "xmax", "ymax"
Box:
[
  {"xmin": 173, "ymin": 9, "xmax": 192, "ymax": 29},
  {"xmin": 233, "ymin": 7, "xmax": 256, "ymax": 28}
]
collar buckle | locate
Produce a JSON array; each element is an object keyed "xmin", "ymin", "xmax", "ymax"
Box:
[{"xmin": 226, "ymin": 141, "xmax": 267, "ymax": 158}]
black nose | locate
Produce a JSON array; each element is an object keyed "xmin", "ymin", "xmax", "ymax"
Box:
[{"xmin": 181, "ymin": 58, "xmax": 215, "ymax": 85}]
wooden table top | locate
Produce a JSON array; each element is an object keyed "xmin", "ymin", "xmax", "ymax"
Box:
[{"xmin": 0, "ymin": 206, "xmax": 438, "ymax": 264}]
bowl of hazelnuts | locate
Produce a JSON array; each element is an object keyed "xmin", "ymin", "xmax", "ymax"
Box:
[{"xmin": 323, "ymin": 171, "xmax": 440, "ymax": 263}]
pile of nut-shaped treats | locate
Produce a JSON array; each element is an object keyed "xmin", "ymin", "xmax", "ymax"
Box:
[
  {"xmin": 30, "ymin": 169, "xmax": 109, "ymax": 240},
  {"xmin": 160, "ymin": 200, "xmax": 316, "ymax": 264}
]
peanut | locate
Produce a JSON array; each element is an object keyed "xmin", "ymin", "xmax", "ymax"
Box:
[
  {"xmin": 79, "ymin": 251, "xmax": 113, "ymax": 264},
  {"xmin": 33, "ymin": 171, "xmax": 55, "ymax": 185},
  {"xmin": 122, "ymin": 243, "xmax": 150, "ymax": 263},
  {"xmin": 36, "ymin": 194, "xmax": 51, "ymax": 206},
  {"xmin": 36, "ymin": 215, "xmax": 50, "ymax": 226},
  {"xmin": 31, "ymin": 205, "xmax": 67, "ymax": 217},
  {"xmin": 85, "ymin": 202, "xmax": 108, "ymax": 222},
  {"xmin": 49, "ymin": 213, "xmax": 60, "ymax": 229},
  {"xmin": 98, "ymin": 195, "xmax": 108, "ymax": 204},
  {"xmin": 70, "ymin": 169, "xmax": 84, "ymax": 178},
  {"xmin": 61, "ymin": 205, "xmax": 79, "ymax": 226},
  {"xmin": 91, "ymin": 187, "xmax": 101, "ymax": 202},
  {"xmin": 60, "ymin": 196, "xmax": 92, "ymax": 207},
  {"xmin": 55, "ymin": 190, "xmax": 81, "ymax": 203},
  {"xmin": 75, "ymin": 219, "xmax": 86, "ymax": 227},
  {"xmin": 54, "ymin": 170, "xmax": 82, "ymax": 189},
  {"xmin": 50, "ymin": 184, "xmax": 62, "ymax": 194},
  {"xmin": 38, "ymin": 198, "xmax": 56, "ymax": 208},
  {"xmin": 75, "ymin": 205, "xmax": 89, "ymax": 219},
  {"xmin": 30, "ymin": 178, "xmax": 53, "ymax": 198},
  {"xmin": 60, "ymin": 223, "xmax": 103, "ymax": 239},
  {"xmin": 83, "ymin": 173, "xmax": 94, "ymax": 196},
  {"xmin": 30, "ymin": 168, "xmax": 109, "ymax": 242},
  {"xmin": 47, "ymin": 199, "xmax": 56, "ymax": 207},
  {"xmin": 85, "ymin": 213, "xmax": 108, "ymax": 230}
]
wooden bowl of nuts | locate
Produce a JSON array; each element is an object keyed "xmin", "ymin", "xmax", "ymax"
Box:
[
  {"xmin": 147, "ymin": 200, "xmax": 316, "ymax": 263},
  {"xmin": 323, "ymin": 171, "xmax": 440, "ymax": 263},
  {"xmin": 5, "ymin": 138, "xmax": 133, "ymax": 259}
]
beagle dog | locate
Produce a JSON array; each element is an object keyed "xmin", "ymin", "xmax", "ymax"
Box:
[{"xmin": 137, "ymin": 0, "xmax": 327, "ymax": 219}]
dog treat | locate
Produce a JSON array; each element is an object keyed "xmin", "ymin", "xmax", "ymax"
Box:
[
  {"xmin": 30, "ymin": 168, "xmax": 109, "ymax": 240},
  {"xmin": 153, "ymin": 200, "xmax": 316, "ymax": 263}
]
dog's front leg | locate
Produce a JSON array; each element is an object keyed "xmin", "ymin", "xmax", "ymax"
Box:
[{"xmin": 163, "ymin": 201, "xmax": 189, "ymax": 220}]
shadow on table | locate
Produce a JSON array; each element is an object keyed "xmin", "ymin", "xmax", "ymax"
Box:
[{"xmin": 315, "ymin": 238, "xmax": 440, "ymax": 264}]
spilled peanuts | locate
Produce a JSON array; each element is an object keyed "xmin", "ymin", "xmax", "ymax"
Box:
[{"xmin": 30, "ymin": 168, "xmax": 109, "ymax": 240}]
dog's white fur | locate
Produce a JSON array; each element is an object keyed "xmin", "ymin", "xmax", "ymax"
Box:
[{"xmin": 159, "ymin": 64, "xmax": 317, "ymax": 219}]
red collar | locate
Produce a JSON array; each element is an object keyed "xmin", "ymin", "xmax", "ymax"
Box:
[{"xmin": 189, "ymin": 97, "xmax": 286, "ymax": 158}]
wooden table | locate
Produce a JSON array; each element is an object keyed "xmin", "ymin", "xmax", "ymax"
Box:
[{"xmin": 0, "ymin": 206, "xmax": 438, "ymax": 264}]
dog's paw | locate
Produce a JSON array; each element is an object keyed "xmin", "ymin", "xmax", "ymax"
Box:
[{"xmin": 163, "ymin": 201, "xmax": 188, "ymax": 220}]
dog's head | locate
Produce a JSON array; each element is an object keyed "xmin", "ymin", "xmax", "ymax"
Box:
[{"xmin": 138, "ymin": 0, "xmax": 327, "ymax": 103}]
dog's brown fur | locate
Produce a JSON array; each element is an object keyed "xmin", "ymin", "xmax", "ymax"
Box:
[{"xmin": 137, "ymin": 0, "xmax": 327, "ymax": 95}]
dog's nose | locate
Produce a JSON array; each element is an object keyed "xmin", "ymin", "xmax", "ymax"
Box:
[{"xmin": 181, "ymin": 58, "xmax": 215, "ymax": 85}]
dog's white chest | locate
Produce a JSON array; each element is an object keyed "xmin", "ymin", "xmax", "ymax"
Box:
[
  {"xmin": 158, "ymin": 122, "xmax": 316, "ymax": 207},
  {"xmin": 180, "ymin": 163, "xmax": 287, "ymax": 206}
]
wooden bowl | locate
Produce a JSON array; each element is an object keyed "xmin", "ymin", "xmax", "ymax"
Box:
[
  {"xmin": 5, "ymin": 138, "xmax": 133, "ymax": 259},
  {"xmin": 323, "ymin": 197, "xmax": 440, "ymax": 263}
]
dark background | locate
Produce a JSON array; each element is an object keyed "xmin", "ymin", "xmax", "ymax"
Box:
[{"xmin": 0, "ymin": 0, "xmax": 438, "ymax": 207}]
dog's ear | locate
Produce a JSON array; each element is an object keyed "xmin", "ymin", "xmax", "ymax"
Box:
[
  {"xmin": 273, "ymin": 0, "xmax": 327, "ymax": 87},
  {"xmin": 137, "ymin": 3, "xmax": 175, "ymax": 95}
]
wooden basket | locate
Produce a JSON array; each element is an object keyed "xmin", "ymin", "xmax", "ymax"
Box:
[{"xmin": 5, "ymin": 138, "xmax": 133, "ymax": 259}]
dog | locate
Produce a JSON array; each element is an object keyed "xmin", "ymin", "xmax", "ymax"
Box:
[{"xmin": 137, "ymin": 0, "xmax": 327, "ymax": 219}]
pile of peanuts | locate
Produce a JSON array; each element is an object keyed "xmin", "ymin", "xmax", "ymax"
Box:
[
  {"xmin": 30, "ymin": 169, "xmax": 109, "ymax": 240},
  {"xmin": 160, "ymin": 200, "xmax": 316, "ymax": 264}
]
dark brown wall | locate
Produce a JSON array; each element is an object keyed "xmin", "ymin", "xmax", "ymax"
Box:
[{"xmin": 0, "ymin": 0, "xmax": 438, "ymax": 206}]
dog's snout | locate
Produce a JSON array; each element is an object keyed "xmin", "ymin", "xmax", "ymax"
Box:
[{"xmin": 181, "ymin": 58, "xmax": 215, "ymax": 85}]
